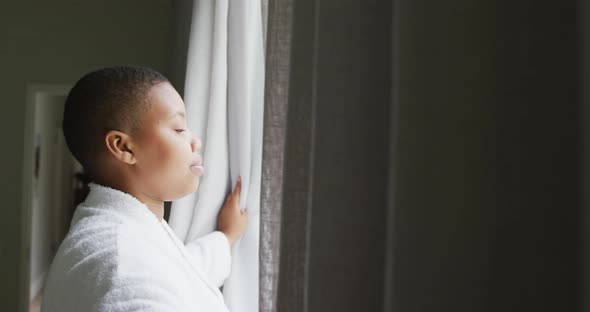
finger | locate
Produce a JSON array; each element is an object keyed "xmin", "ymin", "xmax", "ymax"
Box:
[
  {"xmin": 233, "ymin": 176, "xmax": 242, "ymax": 196},
  {"xmin": 225, "ymin": 177, "xmax": 240, "ymax": 202}
]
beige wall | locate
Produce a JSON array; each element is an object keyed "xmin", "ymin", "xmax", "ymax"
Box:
[{"xmin": 0, "ymin": 1, "xmax": 175, "ymax": 310}]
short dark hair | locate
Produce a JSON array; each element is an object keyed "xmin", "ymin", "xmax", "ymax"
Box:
[{"xmin": 62, "ymin": 65, "xmax": 169, "ymax": 177}]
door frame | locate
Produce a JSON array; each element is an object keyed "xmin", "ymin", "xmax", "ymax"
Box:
[{"xmin": 20, "ymin": 84, "xmax": 71, "ymax": 311}]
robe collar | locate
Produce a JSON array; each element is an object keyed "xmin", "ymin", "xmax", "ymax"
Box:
[{"xmin": 74, "ymin": 182, "xmax": 162, "ymax": 226}]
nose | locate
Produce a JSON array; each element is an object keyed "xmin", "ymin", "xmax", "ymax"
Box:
[{"xmin": 190, "ymin": 136, "xmax": 201, "ymax": 153}]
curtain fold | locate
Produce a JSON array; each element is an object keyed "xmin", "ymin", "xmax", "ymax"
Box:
[
  {"xmin": 169, "ymin": 1, "xmax": 265, "ymax": 311},
  {"xmin": 259, "ymin": 0, "xmax": 292, "ymax": 311}
]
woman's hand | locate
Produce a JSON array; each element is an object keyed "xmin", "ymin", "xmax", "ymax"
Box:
[{"xmin": 217, "ymin": 176, "xmax": 248, "ymax": 246}]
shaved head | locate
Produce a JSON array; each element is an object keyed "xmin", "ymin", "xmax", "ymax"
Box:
[{"xmin": 62, "ymin": 65, "xmax": 170, "ymax": 178}]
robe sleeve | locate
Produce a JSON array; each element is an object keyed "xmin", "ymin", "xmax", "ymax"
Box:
[{"xmin": 185, "ymin": 231, "xmax": 232, "ymax": 287}]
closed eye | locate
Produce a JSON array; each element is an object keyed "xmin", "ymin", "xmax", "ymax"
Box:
[{"xmin": 175, "ymin": 129, "xmax": 187, "ymax": 133}]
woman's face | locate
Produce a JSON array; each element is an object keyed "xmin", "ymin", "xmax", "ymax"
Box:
[{"xmin": 132, "ymin": 82, "xmax": 203, "ymax": 201}]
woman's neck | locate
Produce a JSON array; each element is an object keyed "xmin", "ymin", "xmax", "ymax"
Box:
[{"xmin": 93, "ymin": 176, "xmax": 165, "ymax": 221}]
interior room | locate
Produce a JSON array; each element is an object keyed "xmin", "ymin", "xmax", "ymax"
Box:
[{"xmin": 0, "ymin": 0, "xmax": 587, "ymax": 311}]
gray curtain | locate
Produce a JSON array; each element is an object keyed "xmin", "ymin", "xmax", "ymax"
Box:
[{"xmin": 259, "ymin": 0, "xmax": 292, "ymax": 312}]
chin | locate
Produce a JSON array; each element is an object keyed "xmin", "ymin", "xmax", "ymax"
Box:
[
  {"xmin": 180, "ymin": 176, "xmax": 200, "ymax": 197},
  {"xmin": 161, "ymin": 177, "xmax": 200, "ymax": 201}
]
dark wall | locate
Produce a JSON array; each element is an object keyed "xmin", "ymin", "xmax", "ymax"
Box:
[
  {"xmin": 390, "ymin": 0, "xmax": 580, "ymax": 311},
  {"xmin": 0, "ymin": 2, "xmax": 173, "ymax": 311}
]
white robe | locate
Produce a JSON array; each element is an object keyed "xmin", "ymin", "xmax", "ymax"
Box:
[{"xmin": 41, "ymin": 183, "xmax": 231, "ymax": 312}]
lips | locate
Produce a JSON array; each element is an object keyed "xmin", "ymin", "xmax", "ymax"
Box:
[
  {"xmin": 190, "ymin": 165, "xmax": 204, "ymax": 176},
  {"xmin": 190, "ymin": 154, "xmax": 204, "ymax": 176}
]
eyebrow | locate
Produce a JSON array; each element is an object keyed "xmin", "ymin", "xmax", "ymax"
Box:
[{"xmin": 168, "ymin": 111, "xmax": 186, "ymax": 119}]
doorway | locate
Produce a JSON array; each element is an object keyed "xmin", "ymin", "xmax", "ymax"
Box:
[{"xmin": 21, "ymin": 85, "xmax": 80, "ymax": 312}]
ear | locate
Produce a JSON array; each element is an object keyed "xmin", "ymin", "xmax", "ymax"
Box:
[{"xmin": 104, "ymin": 130, "xmax": 137, "ymax": 165}]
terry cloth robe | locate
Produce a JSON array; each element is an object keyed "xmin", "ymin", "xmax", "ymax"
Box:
[{"xmin": 41, "ymin": 183, "xmax": 231, "ymax": 312}]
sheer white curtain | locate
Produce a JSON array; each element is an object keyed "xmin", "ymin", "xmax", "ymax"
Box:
[{"xmin": 169, "ymin": 1, "xmax": 265, "ymax": 311}]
